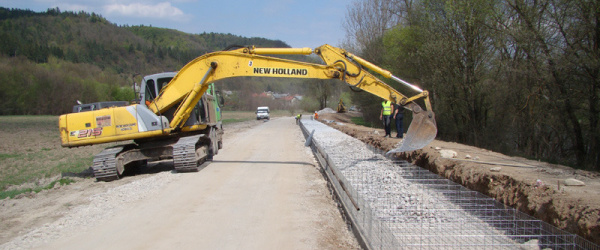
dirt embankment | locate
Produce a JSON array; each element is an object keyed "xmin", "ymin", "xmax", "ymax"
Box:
[{"xmin": 319, "ymin": 112, "xmax": 600, "ymax": 245}]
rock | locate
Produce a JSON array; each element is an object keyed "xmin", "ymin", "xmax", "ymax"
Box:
[
  {"xmin": 434, "ymin": 147, "xmax": 442, "ymax": 150},
  {"xmin": 473, "ymin": 156, "xmax": 480, "ymax": 160},
  {"xmin": 536, "ymin": 179, "xmax": 544, "ymax": 187},
  {"xmin": 373, "ymin": 131, "xmax": 380, "ymax": 135},
  {"xmin": 563, "ymin": 178, "xmax": 585, "ymax": 186},
  {"xmin": 490, "ymin": 167, "xmax": 501, "ymax": 172},
  {"xmin": 465, "ymin": 154, "xmax": 472, "ymax": 159},
  {"xmin": 440, "ymin": 149, "xmax": 457, "ymax": 158},
  {"xmin": 520, "ymin": 239, "xmax": 539, "ymax": 250}
]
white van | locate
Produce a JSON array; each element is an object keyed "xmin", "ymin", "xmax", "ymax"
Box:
[{"xmin": 256, "ymin": 106, "xmax": 270, "ymax": 120}]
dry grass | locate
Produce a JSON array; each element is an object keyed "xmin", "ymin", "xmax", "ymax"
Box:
[{"xmin": 0, "ymin": 116, "xmax": 106, "ymax": 195}]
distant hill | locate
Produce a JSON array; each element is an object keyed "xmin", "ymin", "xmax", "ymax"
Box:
[
  {"xmin": 0, "ymin": 7, "xmax": 307, "ymax": 115},
  {"xmin": 0, "ymin": 7, "xmax": 289, "ymax": 73}
]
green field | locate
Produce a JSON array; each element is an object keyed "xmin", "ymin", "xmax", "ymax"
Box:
[{"xmin": 0, "ymin": 116, "xmax": 107, "ymax": 198}]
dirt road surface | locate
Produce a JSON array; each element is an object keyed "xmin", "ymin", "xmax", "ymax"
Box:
[{"xmin": 1, "ymin": 117, "xmax": 358, "ymax": 250}]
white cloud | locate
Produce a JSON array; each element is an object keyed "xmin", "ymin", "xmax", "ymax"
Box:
[{"xmin": 103, "ymin": 2, "xmax": 187, "ymax": 20}]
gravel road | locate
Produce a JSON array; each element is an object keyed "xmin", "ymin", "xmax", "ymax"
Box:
[{"xmin": 0, "ymin": 117, "xmax": 358, "ymax": 250}]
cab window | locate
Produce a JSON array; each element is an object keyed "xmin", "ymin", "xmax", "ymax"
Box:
[
  {"xmin": 157, "ymin": 77, "xmax": 173, "ymax": 95},
  {"xmin": 145, "ymin": 79, "xmax": 156, "ymax": 103}
]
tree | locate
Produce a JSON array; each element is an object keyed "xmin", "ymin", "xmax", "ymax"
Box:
[
  {"xmin": 501, "ymin": 0, "xmax": 600, "ymax": 169},
  {"xmin": 343, "ymin": 0, "xmax": 400, "ymax": 61},
  {"xmin": 306, "ymin": 79, "xmax": 332, "ymax": 110}
]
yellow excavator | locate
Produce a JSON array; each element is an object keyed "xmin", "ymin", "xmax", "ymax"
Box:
[{"xmin": 59, "ymin": 44, "xmax": 437, "ymax": 181}]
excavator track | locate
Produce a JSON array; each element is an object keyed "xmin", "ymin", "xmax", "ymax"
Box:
[
  {"xmin": 173, "ymin": 134, "xmax": 209, "ymax": 172},
  {"xmin": 92, "ymin": 146, "xmax": 125, "ymax": 182}
]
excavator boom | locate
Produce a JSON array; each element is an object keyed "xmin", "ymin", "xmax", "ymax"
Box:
[{"xmin": 150, "ymin": 44, "xmax": 436, "ymax": 153}]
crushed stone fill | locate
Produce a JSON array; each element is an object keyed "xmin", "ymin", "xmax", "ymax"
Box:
[{"xmin": 302, "ymin": 119, "xmax": 522, "ymax": 249}]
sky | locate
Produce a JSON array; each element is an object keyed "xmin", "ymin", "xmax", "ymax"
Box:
[{"xmin": 2, "ymin": 0, "xmax": 351, "ymax": 49}]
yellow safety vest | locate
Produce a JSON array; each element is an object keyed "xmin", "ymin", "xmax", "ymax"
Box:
[{"xmin": 382, "ymin": 101, "xmax": 392, "ymax": 115}]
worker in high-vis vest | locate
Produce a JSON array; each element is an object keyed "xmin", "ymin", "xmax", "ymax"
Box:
[{"xmin": 380, "ymin": 99, "xmax": 394, "ymax": 137}]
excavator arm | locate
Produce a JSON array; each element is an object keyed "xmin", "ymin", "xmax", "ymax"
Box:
[{"xmin": 151, "ymin": 44, "xmax": 436, "ymax": 152}]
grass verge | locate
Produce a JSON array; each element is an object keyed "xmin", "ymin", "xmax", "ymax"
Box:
[{"xmin": 351, "ymin": 116, "xmax": 375, "ymax": 127}]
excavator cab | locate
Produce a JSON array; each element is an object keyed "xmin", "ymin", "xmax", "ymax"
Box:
[
  {"xmin": 140, "ymin": 72, "xmax": 176, "ymax": 106},
  {"xmin": 138, "ymin": 72, "xmax": 221, "ymax": 127}
]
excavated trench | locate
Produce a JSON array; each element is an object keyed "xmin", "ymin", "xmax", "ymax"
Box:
[{"xmin": 300, "ymin": 118, "xmax": 598, "ymax": 249}]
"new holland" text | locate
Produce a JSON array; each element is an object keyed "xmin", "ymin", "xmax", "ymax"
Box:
[{"xmin": 253, "ymin": 67, "xmax": 308, "ymax": 76}]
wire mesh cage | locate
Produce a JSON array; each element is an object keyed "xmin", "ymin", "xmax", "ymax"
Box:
[{"xmin": 300, "ymin": 119, "xmax": 598, "ymax": 250}]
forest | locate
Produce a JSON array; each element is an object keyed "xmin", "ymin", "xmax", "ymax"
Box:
[
  {"xmin": 343, "ymin": 0, "xmax": 599, "ymax": 170},
  {"xmin": 0, "ymin": 7, "xmax": 311, "ymax": 115}
]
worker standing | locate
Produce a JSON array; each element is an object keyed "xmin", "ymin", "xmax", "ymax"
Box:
[
  {"xmin": 393, "ymin": 103, "xmax": 404, "ymax": 138},
  {"xmin": 380, "ymin": 99, "xmax": 393, "ymax": 137},
  {"xmin": 314, "ymin": 111, "xmax": 319, "ymax": 120}
]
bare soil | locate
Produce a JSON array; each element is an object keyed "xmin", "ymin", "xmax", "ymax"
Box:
[{"xmin": 319, "ymin": 111, "xmax": 600, "ymax": 245}]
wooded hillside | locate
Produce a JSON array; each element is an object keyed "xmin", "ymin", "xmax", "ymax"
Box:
[{"xmin": 0, "ymin": 7, "xmax": 313, "ymax": 115}]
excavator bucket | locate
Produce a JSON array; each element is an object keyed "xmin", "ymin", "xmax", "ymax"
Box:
[{"xmin": 388, "ymin": 107, "xmax": 437, "ymax": 154}]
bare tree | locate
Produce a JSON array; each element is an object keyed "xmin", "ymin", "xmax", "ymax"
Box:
[{"xmin": 343, "ymin": 0, "xmax": 401, "ymax": 60}]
